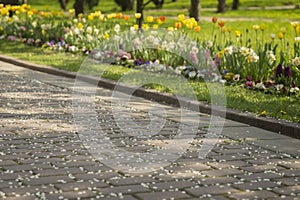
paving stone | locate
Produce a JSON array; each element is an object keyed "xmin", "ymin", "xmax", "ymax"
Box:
[
  {"xmin": 44, "ymin": 190, "xmax": 98, "ymax": 199},
  {"xmin": 136, "ymin": 191, "xmax": 192, "ymax": 199},
  {"xmin": 229, "ymin": 190, "xmax": 278, "ymax": 199},
  {"xmin": 55, "ymin": 180, "xmax": 109, "ymax": 191},
  {"xmin": 109, "ymin": 176, "xmax": 156, "ymax": 186},
  {"xmin": 240, "ymin": 164, "xmax": 285, "ymax": 173},
  {"xmin": 185, "ymin": 185, "xmax": 239, "ymax": 197},
  {"xmin": 237, "ymin": 171, "xmax": 284, "ymax": 181},
  {"xmin": 1, "ymin": 185, "xmax": 56, "ymax": 196},
  {"xmin": 201, "ymin": 168, "xmax": 244, "ymax": 177},
  {"xmin": 149, "ymin": 180, "xmax": 198, "ymax": 190},
  {"xmin": 232, "ymin": 180, "xmax": 279, "ymax": 190},
  {"xmin": 195, "ymin": 177, "xmax": 240, "ymax": 186},
  {"xmin": 272, "ymin": 185, "xmax": 300, "ymax": 195},
  {"xmin": 279, "ymin": 161, "xmax": 300, "ymax": 169},
  {"xmin": 275, "ymin": 177, "xmax": 300, "ymax": 186},
  {"xmin": 22, "ymin": 175, "xmax": 75, "ymax": 186},
  {"xmin": 206, "ymin": 160, "xmax": 249, "ymax": 169},
  {"xmin": 95, "ymin": 184, "xmax": 151, "ymax": 195}
]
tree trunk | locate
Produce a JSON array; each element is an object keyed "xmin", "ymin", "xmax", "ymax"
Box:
[
  {"xmin": 189, "ymin": 0, "xmax": 200, "ymax": 21},
  {"xmin": 232, "ymin": 0, "xmax": 239, "ymax": 10},
  {"xmin": 136, "ymin": 0, "xmax": 144, "ymax": 29},
  {"xmin": 115, "ymin": 0, "xmax": 134, "ymax": 11},
  {"xmin": 152, "ymin": 0, "xmax": 164, "ymax": 8},
  {"xmin": 217, "ymin": 0, "xmax": 226, "ymax": 13},
  {"xmin": 73, "ymin": 0, "xmax": 84, "ymax": 16},
  {"xmin": 59, "ymin": 0, "xmax": 69, "ymax": 11}
]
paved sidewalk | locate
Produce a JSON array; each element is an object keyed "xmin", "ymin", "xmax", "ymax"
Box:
[{"xmin": 0, "ymin": 61, "xmax": 299, "ymax": 199}]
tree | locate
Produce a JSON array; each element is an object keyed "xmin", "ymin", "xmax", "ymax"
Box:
[
  {"xmin": 59, "ymin": 0, "xmax": 68, "ymax": 11},
  {"xmin": 73, "ymin": 0, "xmax": 84, "ymax": 16},
  {"xmin": 217, "ymin": 0, "xmax": 226, "ymax": 13},
  {"xmin": 136, "ymin": 0, "xmax": 144, "ymax": 28},
  {"xmin": 114, "ymin": 0, "xmax": 134, "ymax": 11},
  {"xmin": 189, "ymin": 0, "xmax": 200, "ymax": 21},
  {"xmin": 152, "ymin": 0, "xmax": 164, "ymax": 8},
  {"xmin": 232, "ymin": 0, "xmax": 239, "ymax": 10}
]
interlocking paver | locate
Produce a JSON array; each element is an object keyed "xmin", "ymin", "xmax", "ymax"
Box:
[
  {"xmin": 136, "ymin": 191, "xmax": 192, "ymax": 199},
  {"xmin": 185, "ymin": 185, "xmax": 239, "ymax": 197},
  {"xmin": 229, "ymin": 190, "xmax": 278, "ymax": 199},
  {"xmin": 0, "ymin": 62, "xmax": 299, "ymax": 199}
]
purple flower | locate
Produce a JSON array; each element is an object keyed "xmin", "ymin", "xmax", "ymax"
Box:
[
  {"xmin": 246, "ymin": 81, "xmax": 253, "ymax": 88},
  {"xmin": 284, "ymin": 66, "xmax": 291, "ymax": 78},
  {"xmin": 276, "ymin": 64, "xmax": 283, "ymax": 77}
]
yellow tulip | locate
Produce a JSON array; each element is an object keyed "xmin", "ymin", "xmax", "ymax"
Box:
[
  {"xmin": 278, "ymin": 32, "xmax": 284, "ymax": 39},
  {"xmin": 177, "ymin": 14, "xmax": 185, "ymax": 22},
  {"xmin": 135, "ymin": 13, "xmax": 141, "ymax": 19},
  {"xmin": 146, "ymin": 16, "xmax": 154, "ymax": 23}
]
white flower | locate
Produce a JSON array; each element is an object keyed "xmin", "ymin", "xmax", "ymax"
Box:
[
  {"xmin": 290, "ymin": 87, "xmax": 299, "ymax": 94},
  {"xmin": 114, "ymin": 24, "xmax": 120, "ymax": 33},
  {"xmin": 188, "ymin": 71, "xmax": 196, "ymax": 79},
  {"xmin": 295, "ymin": 37, "xmax": 300, "ymax": 42},
  {"xmin": 73, "ymin": 28, "xmax": 80, "ymax": 35},
  {"xmin": 275, "ymin": 84, "xmax": 284, "ymax": 91},
  {"xmin": 292, "ymin": 57, "xmax": 300, "ymax": 66},
  {"xmin": 224, "ymin": 46, "xmax": 233, "ymax": 55},
  {"xmin": 255, "ymin": 82, "xmax": 265, "ymax": 90},
  {"xmin": 69, "ymin": 46, "xmax": 77, "ymax": 52},
  {"xmin": 191, "ymin": 46, "xmax": 199, "ymax": 54},
  {"xmin": 207, "ymin": 40, "xmax": 213, "ymax": 48},
  {"xmin": 32, "ymin": 21, "xmax": 37, "ymax": 28},
  {"xmin": 86, "ymin": 26, "xmax": 93, "ymax": 34},
  {"xmin": 270, "ymin": 34, "xmax": 276, "ymax": 39},
  {"xmin": 240, "ymin": 47, "xmax": 249, "ymax": 56}
]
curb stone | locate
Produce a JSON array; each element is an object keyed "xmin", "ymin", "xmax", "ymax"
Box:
[{"xmin": 0, "ymin": 54, "xmax": 299, "ymax": 139}]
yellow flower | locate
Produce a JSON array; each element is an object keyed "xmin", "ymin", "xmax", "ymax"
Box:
[
  {"xmin": 280, "ymin": 110, "xmax": 286, "ymax": 115},
  {"xmin": 234, "ymin": 30, "xmax": 241, "ymax": 38},
  {"xmin": 135, "ymin": 13, "xmax": 141, "ymax": 19},
  {"xmin": 217, "ymin": 50, "xmax": 224, "ymax": 58},
  {"xmin": 88, "ymin": 14, "xmax": 94, "ymax": 21},
  {"xmin": 259, "ymin": 110, "xmax": 267, "ymax": 117},
  {"xmin": 27, "ymin": 10, "xmax": 34, "ymax": 16},
  {"xmin": 69, "ymin": 9, "xmax": 75, "ymax": 15},
  {"xmin": 278, "ymin": 32, "xmax": 284, "ymax": 39},
  {"xmin": 227, "ymin": 27, "xmax": 231, "ymax": 33},
  {"xmin": 291, "ymin": 21, "xmax": 299, "ymax": 29},
  {"xmin": 133, "ymin": 24, "xmax": 139, "ymax": 30},
  {"xmin": 280, "ymin": 27, "xmax": 286, "ymax": 34},
  {"xmin": 186, "ymin": 22, "xmax": 193, "ymax": 29},
  {"xmin": 296, "ymin": 25, "xmax": 300, "ymax": 35},
  {"xmin": 78, "ymin": 13, "xmax": 84, "ymax": 18},
  {"xmin": 168, "ymin": 26, "xmax": 174, "ymax": 31},
  {"xmin": 146, "ymin": 16, "xmax": 154, "ymax": 23},
  {"xmin": 157, "ymin": 19, "xmax": 163, "ymax": 25},
  {"xmin": 142, "ymin": 23, "xmax": 149, "ymax": 30},
  {"xmin": 253, "ymin": 25, "xmax": 260, "ymax": 31},
  {"xmin": 77, "ymin": 22, "xmax": 84, "ymax": 29},
  {"xmin": 177, "ymin": 14, "xmax": 185, "ymax": 22},
  {"xmin": 103, "ymin": 32, "xmax": 109, "ymax": 39},
  {"xmin": 0, "ymin": 26, "xmax": 3, "ymax": 31},
  {"xmin": 41, "ymin": 29, "xmax": 45, "ymax": 35},
  {"xmin": 260, "ymin": 23, "xmax": 266, "ymax": 31},
  {"xmin": 153, "ymin": 24, "xmax": 158, "ymax": 29}
]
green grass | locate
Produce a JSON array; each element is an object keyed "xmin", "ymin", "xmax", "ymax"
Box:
[
  {"xmin": 0, "ymin": 40, "xmax": 299, "ymax": 123},
  {"xmin": 25, "ymin": 0, "xmax": 300, "ymax": 12}
]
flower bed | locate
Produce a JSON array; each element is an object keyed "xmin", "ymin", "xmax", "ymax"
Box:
[{"xmin": 0, "ymin": 3, "xmax": 299, "ymax": 97}]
